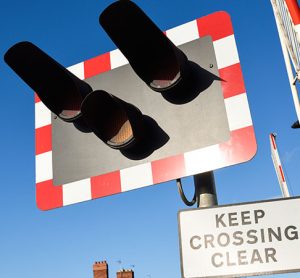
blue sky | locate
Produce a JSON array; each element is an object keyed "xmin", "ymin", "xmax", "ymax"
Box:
[{"xmin": 1, "ymin": 0, "xmax": 300, "ymax": 277}]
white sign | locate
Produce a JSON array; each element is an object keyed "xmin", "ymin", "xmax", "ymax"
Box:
[{"xmin": 178, "ymin": 197, "xmax": 300, "ymax": 278}]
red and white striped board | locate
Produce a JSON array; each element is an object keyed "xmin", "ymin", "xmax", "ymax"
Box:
[{"xmin": 35, "ymin": 11, "xmax": 257, "ymax": 210}]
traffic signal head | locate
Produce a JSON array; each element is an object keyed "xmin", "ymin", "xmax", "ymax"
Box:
[
  {"xmin": 99, "ymin": 0, "xmax": 188, "ymax": 93},
  {"xmin": 4, "ymin": 41, "xmax": 92, "ymax": 123},
  {"xmin": 81, "ymin": 90, "xmax": 144, "ymax": 149},
  {"xmin": 4, "ymin": 41, "xmax": 149, "ymax": 150}
]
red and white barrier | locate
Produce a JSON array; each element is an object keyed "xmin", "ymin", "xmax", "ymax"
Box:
[{"xmin": 270, "ymin": 133, "xmax": 290, "ymax": 197}]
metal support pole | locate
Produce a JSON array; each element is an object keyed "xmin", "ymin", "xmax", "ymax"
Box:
[{"xmin": 193, "ymin": 171, "xmax": 218, "ymax": 208}]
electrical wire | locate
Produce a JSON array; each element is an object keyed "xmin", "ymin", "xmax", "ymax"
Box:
[{"xmin": 176, "ymin": 178, "xmax": 197, "ymax": 206}]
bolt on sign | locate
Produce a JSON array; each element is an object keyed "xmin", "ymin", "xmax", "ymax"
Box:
[
  {"xmin": 5, "ymin": 2, "xmax": 256, "ymax": 210},
  {"xmin": 178, "ymin": 197, "xmax": 300, "ymax": 278}
]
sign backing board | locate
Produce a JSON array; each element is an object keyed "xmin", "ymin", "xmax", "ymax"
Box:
[
  {"xmin": 178, "ymin": 197, "xmax": 300, "ymax": 278},
  {"xmin": 34, "ymin": 11, "xmax": 256, "ymax": 210}
]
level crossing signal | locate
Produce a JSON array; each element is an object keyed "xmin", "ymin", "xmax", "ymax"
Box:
[{"xmin": 4, "ymin": 0, "xmax": 256, "ymax": 210}]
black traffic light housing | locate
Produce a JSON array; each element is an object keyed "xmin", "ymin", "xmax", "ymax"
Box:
[
  {"xmin": 4, "ymin": 41, "xmax": 147, "ymax": 149},
  {"xmin": 81, "ymin": 90, "xmax": 144, "ymax": 149},
  {"xmin": 99, "ymin": 0, "xmax": 189, "ymax": 93},
  {"xmin": 4, "ymin": 42, "xmax": 92, "ymax": 124}
]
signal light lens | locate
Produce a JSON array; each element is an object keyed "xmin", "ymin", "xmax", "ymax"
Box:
[{"xmin": 150, "ymin": 71, "xmax": 181, "ymax": 90}]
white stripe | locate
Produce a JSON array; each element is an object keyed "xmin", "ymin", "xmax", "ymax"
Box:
[
  {"xmin": 270, "ymin": 135, "xmax": 277, "ymax": 152},
  {"xmin": 36, "ymin": 151, "xmax": 53, "ymax": 183},
  {"xmin": 294, "ymin": 24, "xmax": 300, "ymax": 44},
  {"xmin": 63, "ymin": 179, "xmax": 92, "ymax": 206},
  {"xmin": 166, "ymin": 20, "xmax": 199, "ymax": 46},
  {"xmin": 225, "ymin": 93, "xmax": 253, "ymax": 131},
  {"xmin": 214, "ymin": 35, "xmax": 240, "ymax": 69},
  {"xmin": 67, "ymin": 62, "xmax": 85, "ymax": 79},
  {"xmin": 35, "ymin": 102, "xmax": 51, "ymax": 129},
  {"xmin": 184, "ymin": 145, "xmax": 223, "ymax": 176},
  {"xmin": 294, "ymin": 24, "xmax": 300, "ymax": 34},
  {"xmin": 270, "ymin": 137, "xmax": 282, "ymax": 169},
  {"xmin": 120, "ymin": 163, "xmax": 153, "ymax": 192},
  {"xmin": 110, "ymin": 49, "xmax": 129, "ymax": 69}
]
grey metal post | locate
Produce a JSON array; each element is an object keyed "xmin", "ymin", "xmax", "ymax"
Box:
[{"xmin": 193, "ymin": 171, "xmax": 217, "ymax": 208}]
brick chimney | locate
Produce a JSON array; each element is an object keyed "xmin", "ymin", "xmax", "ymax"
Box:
[
  {"xmin": 93, "ymin": 261, "xmax": 108, "ymax": 278},
  {"xmin": 116, "ymin": 269, "xmax": 134, "ymax": 278}
]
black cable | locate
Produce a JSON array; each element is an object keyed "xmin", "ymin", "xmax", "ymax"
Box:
[{"xmin": 176, "ymin": 178, "xmax": 197, "ymax": 206}]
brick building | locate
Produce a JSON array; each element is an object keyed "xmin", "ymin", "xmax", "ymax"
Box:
[
  {"xmin": 93, "ymin": 261, "xmax": 134, "ymax": 278},
  {"xmin": 116, "ymin": 269, "xmax": 134, "ymax": 278}
]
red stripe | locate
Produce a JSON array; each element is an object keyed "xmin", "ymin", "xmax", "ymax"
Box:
[
  {"xmin": 34, "ymin": 93, "xmax": 41, "ymax": 103},
  {"xmin": 220, "ymin": 126, "xmax": 257, "ymax": 165},
  {"xmin": 219, "ymin": 63, "xmax": 245, "ymax": 99},
  {"xmin": 270, "ymin": 134, "xmax": 277, "ymax": 150},
  {"xmin": 36, "ymin": 180, "xmax": 63, "ymax": 210},
  {"xmin": 91, "ymin": 171, "xmax": 121, "ymax": 199},
  {"xmin": 151, "ymin": 154, "xmax": 186, "ymax": 184},
  {"xmin": 35, "ymin": 125, "xmax": 52, "ymax": 155},
  {"xmin": 286, "ymin": 0, "xmax": 300, "ymax": 25},
  {"xmin": 197, "ymin": 11, "xmax": 234, "ymax": 41},
  {"xmin": 84, "ymin": 52, "xmax": 111, "ymax": 79},
  {"xmin": 279, "ymin": 165, "xmax": 286, "ymax": 182}
]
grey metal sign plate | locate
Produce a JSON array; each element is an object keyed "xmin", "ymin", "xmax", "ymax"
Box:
[{"xmin": 52, "ymin": 36, "xmax": 229, "ymax": 185}]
